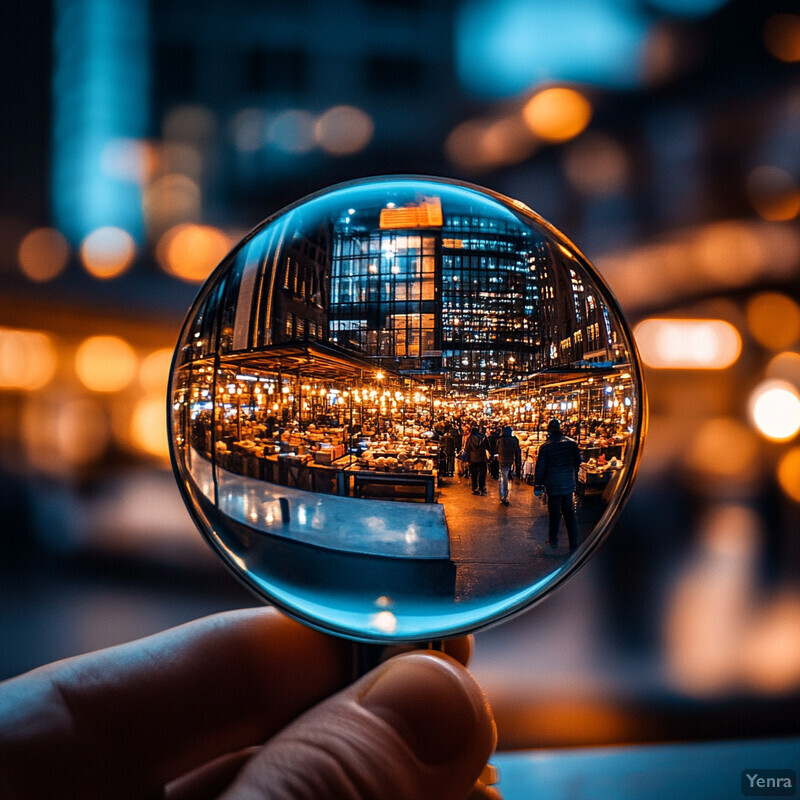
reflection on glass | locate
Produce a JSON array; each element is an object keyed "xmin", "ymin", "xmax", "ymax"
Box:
[{"xmin": 169, "ymin": 177, "xmax": 645, "ymax": 642}]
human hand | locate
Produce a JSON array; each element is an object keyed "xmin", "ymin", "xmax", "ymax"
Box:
[{"xmin": 0, "ymin": 608, "xmax": 498, "ymax": 800}]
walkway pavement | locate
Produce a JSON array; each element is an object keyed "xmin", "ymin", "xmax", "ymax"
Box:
[{"xmin": 438, "ymin": 472, "xmax": 597, "ymax": 601}]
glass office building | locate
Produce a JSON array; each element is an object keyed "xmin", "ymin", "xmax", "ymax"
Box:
[{"xmin": 210, "ymin": 193, "xmax": 624, "ymax": 393}]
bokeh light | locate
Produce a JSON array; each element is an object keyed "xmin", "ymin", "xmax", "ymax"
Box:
[
  {"xmin": 17, "ymin": 227, "xmax": 69, "ymax": 282},
  {"xmin": 741, "ymin": 593, "xmax": 800, "ymax": 693},
  {"xmin": 748, "ymin": 379, "xmax": 800, "ymax": 442},
  {"xmin": 483, "ymin": 115, "xmax": 537, "ymax": 167},
  {"xmin": 746, "ymin": 166, "xmax": 800, "ymax": 222},
  {"xmin": 22, "ymin": 396, "xmax": 110, "ymax": 470},
  {"xmin": 144, "ymin": 174, "xmax": 202, "ymax": 231},
  {"xmin": 766, "ymin": 351, "xmax": 800, "ymax": 390},
  {"xmin": 640, "ymin": 21, "xmax": 689, "ymax": 86},
  {"xmin": 75, "ymin": 335, "xmax": 137, "ymax": 393},
  {"xmin": 446, "ymin": 115, "xmax": 536, "ymax": 171},
  {"xmin": 160, "ymin": 142, "xmax": 203, "ymax": 179},
  {"xmin": 634, "ymin": 318, "xmax": 742, "ymax": 369},
  {"xmin": 764, "ymin": 13, "xmax": 800, "ymax": 63},
  {"xmin": 686, "ymin": 417, "xmax": 759, "ymax": 480},
  {"xmin": 746, "ymin": 292, "xmax": 800, "ymax": 350},
  {"xmin": 99, "ymin": 138, "xmax": 157, "ymax": 183},
  {"xmin": 691, "ymin": 221, "xmax": 765, "ymax": 286},
  {"xmin": 456, "ymin": 0, "xmax": 650, "ymax": 96},
  {"xmin": 562, "ymin": 132, "xmax": 629, "ymax": 196},
  {"xmin": 0, "ymin": 328, "xmax": 57, "ymax": 391},
  {"xmin": 445, "ymin": 118, "xmax": 496, "ymax": 170},
  {"xmin": 777, "ymin": 447, "xmax": 800, "ymax": 503},
  {"xmin": 522, "ymin": 87, "xmax": 592, "ymax": 143},
  {"xmin": 79, "ymin": 226, "xmax": 136, "ymax": 279},
  {"xmin": 139, "ymin": 348, "xmax": 174, "ymax": 396},
  {"xmin": 266, "ymin": 109, "xmax": 316, "ymax": 154},
  {"xmin": 315, "ymin": 105, "xmax": 374, "ymax": 155},
  {"xmin": 156, "ymin": 224, "xmax": 231, "ymax": 283},
  {"xmin": 163, "ymin": 104, "xmax": 217, "ymax": 142},
  {"xmin": 130, "ymin": 396, "xmax": 170, "ymax": 458},
  {"xmin": 230, "ymin": 108, "xmax": 267, "ymax": 152},
  {"xmin": 664, "ymin": 503, "xmax": 759, "ymax": 696}
]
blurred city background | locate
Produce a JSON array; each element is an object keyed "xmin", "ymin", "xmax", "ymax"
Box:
[{"xmin": 2, "ymin": 0, "xmax": 800, "ymax": 754}]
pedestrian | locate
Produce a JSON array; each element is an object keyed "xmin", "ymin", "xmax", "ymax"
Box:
[
  {"xmin": 440, "ymin": 424, "xmax": 457, "ymax": 477},
  {"xmin": 464, "ymin": 426, "xmax": 491, "ymax": 495},
  {"xmin": 496, "ymin": 425, "xmax": 522, "ymax": 506},
  {"xmin": 534, "ymin": 418, "xmax": 582, "ymax": 551}
]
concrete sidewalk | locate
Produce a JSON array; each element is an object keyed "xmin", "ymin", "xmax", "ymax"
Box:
[{"xmin": 438, "ymin": 472, "xmax": 596, "ymax": 600}]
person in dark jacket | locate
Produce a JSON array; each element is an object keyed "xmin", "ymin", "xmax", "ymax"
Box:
[
  {"xmin": 487, "ymin": 426, "xmax": 501, "ymax": 456},
  {"xmin": 464, "ymin": 426, "xmax": 491, "ymax": 495},
  {"xmin": 440, "ymin": 424, "xmax": 457, "ymax": 477},
  {"xmin": 487, "ymin": 426, "xmax": 501, "ymax": 480},
  {"xmin": 496, "ymin": 426, "xmax": 522, "ymax": 506},
  {"xmin": 534, "ymin": 418, "xmax": 581, "ymax": 550}
]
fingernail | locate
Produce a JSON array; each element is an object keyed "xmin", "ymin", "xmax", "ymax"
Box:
[{"xmin": 358, "ymin": 653, "xmax": 485, "ymax": 765}]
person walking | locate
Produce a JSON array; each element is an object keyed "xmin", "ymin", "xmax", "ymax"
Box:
[
  {"xmin": 464, "ymin": 426, "xmax": 491, "ymax": 495},
  {"xmin": 496, "ymin": 425, "xmax": 522, "ymax": 506},
  {"xmin": 534, "ymin": 418, "xmax": 582, "ymax": 551},
  {"xmin": 440, "ymin": 424, "xmax": 457, "ymax": 477}
]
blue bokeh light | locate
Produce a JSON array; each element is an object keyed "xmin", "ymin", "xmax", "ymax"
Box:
[{"xmin": 456, "ymin": 0, "xmax": 652, "ymax": 97}]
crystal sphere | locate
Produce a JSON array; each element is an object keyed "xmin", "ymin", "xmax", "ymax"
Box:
[{"xmin": 169, "ymin": 176, "xmax": 645, "ymax": 643}]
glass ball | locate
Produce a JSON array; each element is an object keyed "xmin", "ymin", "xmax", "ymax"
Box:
[{"xmin": 169, "ymin": 176, "xmax": 645, "ymax": 643}]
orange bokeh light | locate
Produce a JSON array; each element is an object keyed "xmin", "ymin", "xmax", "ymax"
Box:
[
  {"xmin": 75, "ymin": 335, "xmax": 137, "ymax": 393},
  {"xmin": 130, "ymin": 396, "xmax": 170, "ymax": 459},
  {"xmin": 777, "ymin": 447, "xmax": 800, "ymax": 503},
  {"xmin": 634, "ymin": 318, "xmax": 742, "ymax": 369},
  {"xmin": 0, "ymin": 328, "xmax": 57, "ymax": 391},
  {"xmin": 563, "ymin": 132, "xmax": 629, "ymax": 196},
  {"xmin": 140, "ymin": 348, "xmax": 174, "ymax": 396},
  {"xmin": 144, "ymin": 174, "xmax": 202, "ymax": 231},
  {"xmin": 766, "ymin": 351, "xmax": 800, "ymax": 390},
  {"xmin": 686, "ymin": 417, "xmax": 759, "ymax": 480},
  {"xmin": 522, "ymin": 87, "xmax": 592, "ymax": 143},
  {"xmin": 22, "ymin": 396, "xmax": 110, "ymax": 470},
  {"xmin": 18, "ymin": 227, "xmax": 69, "ymax": 282},
  {"xmin": 764, "ymin": 13, "xmax": 800, "ymax": 62},
  {"xmin": 157, "ymin": 224, "xmax": 231, "ymax": 283},
  {"xmin": 315, "ymin": 105, "xmax": 374, "ymax": 156},
  {"xmin": 746, "ymin": 292, "xmax": 800, "ymax": 350},
  {"xmin": 747, "ymin": 166, "xmax": 800, "ymax": 222}
]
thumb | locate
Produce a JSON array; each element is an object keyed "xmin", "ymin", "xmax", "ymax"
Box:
[{"xmin": 220, "ymin": 651, "xmax": 497, "ymax": 800}]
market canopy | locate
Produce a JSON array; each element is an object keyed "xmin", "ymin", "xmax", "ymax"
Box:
[{"xmin": 220, "ymin": 341, "xmax": 400, "ymax": 384}]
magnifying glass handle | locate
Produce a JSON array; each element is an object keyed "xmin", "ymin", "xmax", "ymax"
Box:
[{"xmin": 351, "ymin": 639, "xmax": 447, "ymax": 678}]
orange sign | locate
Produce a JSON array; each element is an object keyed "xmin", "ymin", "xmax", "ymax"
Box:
[{"xmin": 379, "ymin": 196, "xmax": 443, "ymax": 229}]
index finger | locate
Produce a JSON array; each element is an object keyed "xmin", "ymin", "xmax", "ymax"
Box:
[{"xmin": 0, "ymin": 608, "xmax": 351, "ymax": 800}]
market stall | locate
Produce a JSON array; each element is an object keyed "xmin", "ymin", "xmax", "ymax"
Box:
[{"xmin": 173, "ymin": 342, "xmax": 636, "ymax": 504}]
